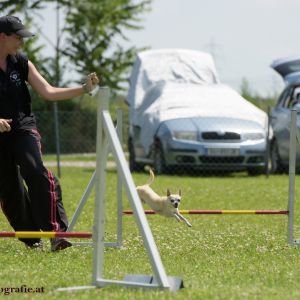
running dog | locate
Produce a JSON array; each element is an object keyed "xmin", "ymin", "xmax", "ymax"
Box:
[{"xmin": 136, "ymin": 169, "xmax": 192, "ymax": 227}]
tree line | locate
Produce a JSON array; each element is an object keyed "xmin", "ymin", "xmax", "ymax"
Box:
[{"xmin": 0, "ymin": 0, "xmax": 151, "ymax": 111}]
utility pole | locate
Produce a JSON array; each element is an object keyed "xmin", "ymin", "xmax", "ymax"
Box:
[
  {"xmin": 206, "ymin": 37, "xmax": 217, "ymax": 60},
  {"xmin": 203, "ymin": 37, "xmax": 223, "ymax": 70}
]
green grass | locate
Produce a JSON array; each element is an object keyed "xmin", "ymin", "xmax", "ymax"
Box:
[
  {"xmin": 42, "ymin": 153, "xmax": 125, "ymax": 162},
  {"xmin": 42, "ymin": 154, "xmax": 97, "ymax": 162},
  {"xmin": 1, "ymin": 168, "xmax": 300, "ymax": 299}
]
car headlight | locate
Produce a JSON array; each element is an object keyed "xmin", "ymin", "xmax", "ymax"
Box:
[
  {"xmin": 172, "ymin": 131, "xmax": 198, "ymax": 141},
  {"xmin": 242, "ymin": 132, "xmax": 265, "ymax": 141}
]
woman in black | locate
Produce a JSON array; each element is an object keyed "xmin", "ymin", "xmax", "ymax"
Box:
[{"xmin": 0, "ymin": 15, "xmax": 99, "ymax": 251}]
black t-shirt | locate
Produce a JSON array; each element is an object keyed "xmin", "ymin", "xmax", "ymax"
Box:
[{"xmin": 0, "ymin": 53, "xmax": 36, "ymax": 131}]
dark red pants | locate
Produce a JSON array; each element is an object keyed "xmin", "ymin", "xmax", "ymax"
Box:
[{"xmin": 0, "ymin": 129, "xmax": 68, "ymax": 245}]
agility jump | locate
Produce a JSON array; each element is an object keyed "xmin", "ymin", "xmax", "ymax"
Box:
[{"xmin": 1, "ymin": 91, "xmax": 300, "ymax": 293}]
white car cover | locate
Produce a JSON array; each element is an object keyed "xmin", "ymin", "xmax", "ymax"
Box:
[
  {"xmin": 127, "ymin": 49, "xmax": 268, "ymax": 155},
  {"xmin": 127, "ymin": 49, "xmax": 220, "ymax": 121}
]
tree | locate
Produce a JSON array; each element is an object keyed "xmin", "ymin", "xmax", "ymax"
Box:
[
  {"xmin": 240, "ymin": 77, "xmax": 277, "ymax": 112},
  {"xmin": 240, "ymin": 77, "xmax": 253, "ymax": 99},
  {"xmin": 64, "ymin": 0, "xmax": 151, "ymax": 91},
  {"xmin": 0, "ymin": 0, "xmax": 151, "ymax": 93}
]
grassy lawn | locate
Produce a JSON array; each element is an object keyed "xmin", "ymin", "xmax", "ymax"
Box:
[
  {"xmin": 42, "ymin": 154, "xmax": 97, "ymax": 162},
  {"xmin": 1, "ymin": 168, "xmax": 300, "ymax": 299},
  {"xmin": 42, "ymin": 153, "xmax": 125, "ymax": 162}
]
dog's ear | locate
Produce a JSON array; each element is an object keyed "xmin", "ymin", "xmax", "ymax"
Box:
[
  {"xmin": 178, "ymin": 189, "xmax": 181, "ymax": 196},
  {"xmin": 167, "ymin": 189, "xmax": 171, "ymax": 196}
]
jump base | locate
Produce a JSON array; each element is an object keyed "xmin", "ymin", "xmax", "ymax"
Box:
[{"xmin": 123, "ymin": 274, "xmax": 184, "ymax": 292}]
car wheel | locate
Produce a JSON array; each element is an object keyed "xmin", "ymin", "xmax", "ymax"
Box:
[
  {"xmin": 153, "ymin": 141, "xmax": 167, "ymax": 175},
  {"xmin": 270, "ymin": 140, "xmax": 287, "ymax": 174},
  {"xmin": 128, "ymin": 138, "xmax": 143, "ymax": 172}
]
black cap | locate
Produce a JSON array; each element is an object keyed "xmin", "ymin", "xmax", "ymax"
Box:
[{"xmin": 0, "ymin": 16, "xmax": 34, "ymax": 38}]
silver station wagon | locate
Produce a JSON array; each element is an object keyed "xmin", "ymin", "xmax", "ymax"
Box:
[
  {"xmin": 270, "ymin": 56, "xmax": 300, "ymax": 173},
  {"xmin": 127, "ymin": 49, "xmax": 269, "ymax": 175}
]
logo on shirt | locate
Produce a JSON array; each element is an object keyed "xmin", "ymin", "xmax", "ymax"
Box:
[{"xmin": 10, "ymin": 71, "xmax": 22, "ymax": 87}]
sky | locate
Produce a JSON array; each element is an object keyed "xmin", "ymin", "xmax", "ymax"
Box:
[{"xmin": 40, "ymin": 0, "xmax": 300, "ymax": 97}]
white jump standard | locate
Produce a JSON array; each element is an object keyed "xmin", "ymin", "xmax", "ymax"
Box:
[
  {"xmin": 67, "ymin": 109, "xmax": 123, "ymax": 249},
  {"xmin": 288, "ymin": 108, "xmax": 300, "ymax": 246},
  {"xmin": 58, "ymin": 87, "xmax": 183, "ymax": 292}
]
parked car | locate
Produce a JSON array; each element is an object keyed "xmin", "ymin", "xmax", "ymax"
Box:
[
  {"xmin": 127, "ymin": 49, "xmax": 269, "ymax": 175},
  {"xmin": 270, "ymin": 56, "xmax": 300, "ymax": 173}
]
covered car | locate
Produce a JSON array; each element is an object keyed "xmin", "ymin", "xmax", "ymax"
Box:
[
  {"xmin": 127, "ymin": 49, "xmax": 269, "ymax": 174},
  {"xmin": 270, "ymin": 56, "xmax": 300, "ymax": 173}
]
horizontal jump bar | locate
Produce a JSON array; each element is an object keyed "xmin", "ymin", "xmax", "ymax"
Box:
[
  {"xmin": 0, "ymin": 232, "xmax": 92, "ymax": 238},
  {"xmin": 123, "ymin": 210, "xmax": 289, "ymax": 215}
]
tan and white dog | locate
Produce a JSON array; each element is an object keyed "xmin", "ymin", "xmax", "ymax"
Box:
[{"xmin": 136, "ymin": 169, "xmax": 192, "ymax": 227}]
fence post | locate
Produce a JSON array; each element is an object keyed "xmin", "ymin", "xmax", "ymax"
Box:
[{"xmin": 288, "ymin": 109, "xmax": 297, "ymax": 245}]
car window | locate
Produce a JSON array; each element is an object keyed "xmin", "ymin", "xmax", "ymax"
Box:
[
  {"xmin": 287, "ymin": 86, "xmax": 300, "ymax": 108},
  {"xmin": 293, "ymin": 86, "xmax": 300, "ymax": 102},
  {"xmin": 277, "ymin": 86, "xmax": 293, "ymax": 108}
]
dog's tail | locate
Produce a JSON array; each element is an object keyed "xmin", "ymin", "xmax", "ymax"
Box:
[{"xmin": 144, "ymin": 166, "xmax": 155, "ymax": 186}]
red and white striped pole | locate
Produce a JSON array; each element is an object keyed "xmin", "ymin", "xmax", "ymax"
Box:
[{"xmin": 123, "ymin": 210, "xmax": 288, "ymax": 215}]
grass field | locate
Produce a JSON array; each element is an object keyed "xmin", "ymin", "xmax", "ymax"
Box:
[{"xmin": 1, "ymin": 167, "xmax": 300, "ymax": 300}]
